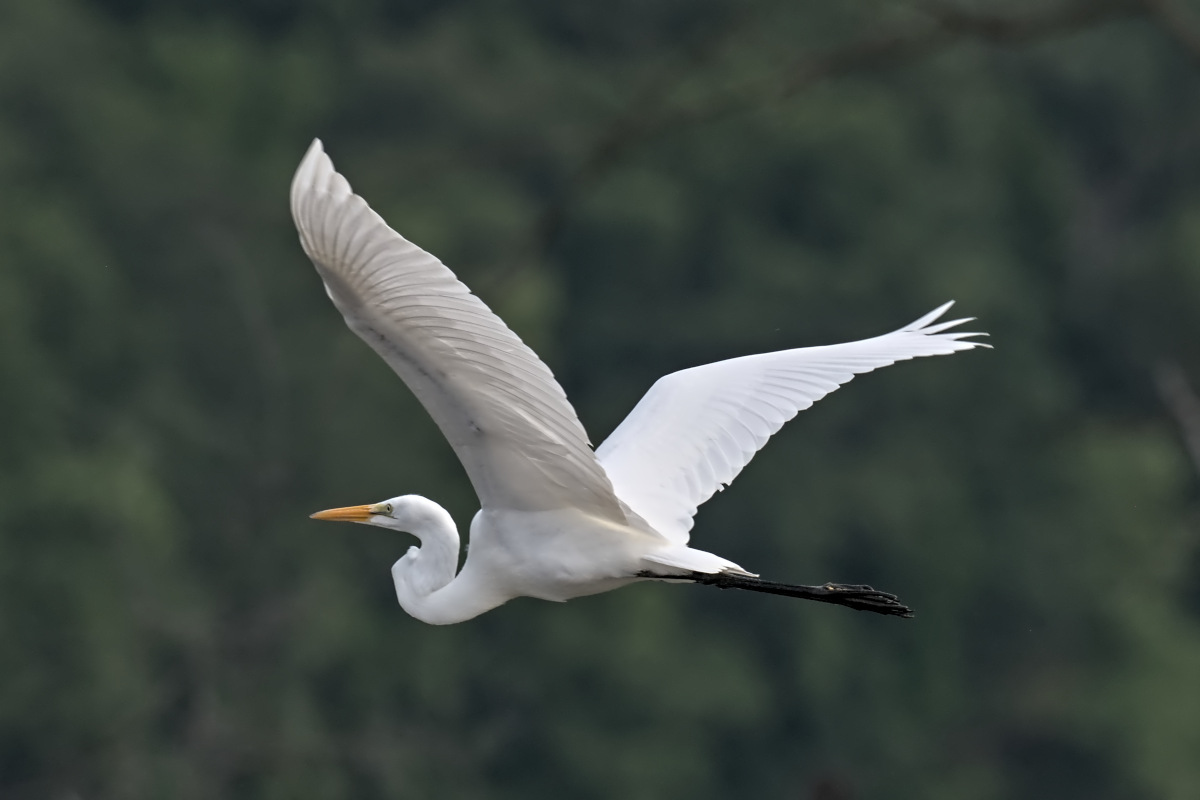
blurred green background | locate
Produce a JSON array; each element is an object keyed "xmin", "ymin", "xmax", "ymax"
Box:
[{"xmin": 4, "ymin": 0, "xmax": 1200, "ymax": 797}]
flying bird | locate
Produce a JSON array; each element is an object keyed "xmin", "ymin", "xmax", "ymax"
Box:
[{"xmin": 293, "ymin": 139, "xmax": 987, "ymax": 625}]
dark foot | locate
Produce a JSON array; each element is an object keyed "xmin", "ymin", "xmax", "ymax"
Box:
[{"xmin": 804, "ymin": 582, "xmax": 914, "ymax": 618}]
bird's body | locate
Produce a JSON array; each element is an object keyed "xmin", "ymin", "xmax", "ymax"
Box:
[
  {"xmin": 389, "ymin": 504, "xmax": 654, "ymax": 625},
  {"xmin": 294, "ymin": 139, "xmax": 987, "ymax": 625}
]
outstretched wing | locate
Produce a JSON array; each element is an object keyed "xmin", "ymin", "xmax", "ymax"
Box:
[
  {"xmin": 291, "ymin": 139, "xmax": 623, "ymax": 519},
  {"xmin": 596, "ymin": 303, "xmax": 987, "ymax": 542}
]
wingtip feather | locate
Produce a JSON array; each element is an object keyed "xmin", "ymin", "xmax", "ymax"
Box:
[
  {"xmin": 901, "ymin": 302, "xmax": 991, "ymax": 348},
  {"xmin": 290, "ymin": 138, "xmax": 361, "ymax": 238},
  {"xmin": 290, "ymin": 138, "xmax": 324, "ymax": 208},
  {"xmin": 293, "ymin": 138, "xmax": 325, "ymax": 184},
  {"xmin": 904, "ymin": 300, "xmax": 955, "ymax": 331},
  {"xmin": 302, "ymin": 137, "xmax": 324, "ymax": 164}
]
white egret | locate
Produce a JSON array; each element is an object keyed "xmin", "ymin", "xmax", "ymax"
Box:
[{"xmin": 293, "ymin": 139, "xmax": 987, "ymax": 625}]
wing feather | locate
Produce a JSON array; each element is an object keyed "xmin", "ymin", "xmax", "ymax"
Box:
[
  {"xmin": 596, "ymin": 304, "xmax": 987, "ymax": 541},
  {"xmin": 291, "ymin": 140, "xmax": 623, "ymax": 518}
]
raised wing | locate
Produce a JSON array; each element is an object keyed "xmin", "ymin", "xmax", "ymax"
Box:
[
  {"xmin": 291, "ymin": 139, "xmax": 623, "ymax": 518},
  {"xmin": 596, "ymin": 303, "xmax": 987, "ymax": 542}
]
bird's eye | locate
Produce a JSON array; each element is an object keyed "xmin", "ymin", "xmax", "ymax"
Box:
[{"xmin": 384, "ymin": 504, "xmax": 393, "ymax": 515}]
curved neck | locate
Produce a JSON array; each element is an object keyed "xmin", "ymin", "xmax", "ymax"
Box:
[{"xmin": 388, "ymin": 505, "xmax": 506, "ymax": 625}]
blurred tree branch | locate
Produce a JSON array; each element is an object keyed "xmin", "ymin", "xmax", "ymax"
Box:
[
  {"xmin": 1142, "ymin": 0, "xmax": 1200, "ymax": 65},
  {"xmin": 485, "ymin": 0, "xmax": 1200, "ymax": 293},
  {"xmin": 518, "ymin": 0, "xmax": 1152, "ymax": 272},
  {"xmin": 1154, "ymin": 361, "xmax": 1200, "ymax": 481}
]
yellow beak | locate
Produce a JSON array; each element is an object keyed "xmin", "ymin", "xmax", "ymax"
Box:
[{"xmin": 310, "ymin": 503, "xmax": 381, "ymax": 522}]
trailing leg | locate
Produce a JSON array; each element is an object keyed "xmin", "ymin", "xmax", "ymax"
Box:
[{"xmin": 642, "ymin": 571, "xmax": 914, "ymax": 617}]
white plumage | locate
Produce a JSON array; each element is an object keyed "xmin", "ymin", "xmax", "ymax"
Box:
[
  {"xmin": 597, "ymin": 302, "xmax": 980, "ymax": 543},
  {"xmin": 295, "ymin": 139, "xmax": 987, "ymax": 624},
  {"xmin": 291, "ymin": 140, "xmax": 621, "ymax": 519}
]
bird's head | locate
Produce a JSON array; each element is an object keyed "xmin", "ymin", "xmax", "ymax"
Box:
[{"xmin": 309, "ymin": 494, "xmax": 450, "ymax": 536}]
